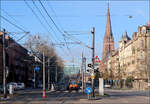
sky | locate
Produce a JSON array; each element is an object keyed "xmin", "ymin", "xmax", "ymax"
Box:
[{"xmin": 0, "ymin": 0, "xmax": 149, "ymax": 66}]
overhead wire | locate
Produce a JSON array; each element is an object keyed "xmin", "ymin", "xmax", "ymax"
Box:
[
  {"xmin": 46, "ymin": 1, "xmax": 81, "ymax": 56},
  {"xmin": 47, "ymin": 1, "xmax": 64, "ymax": 31},
  {"xmin": 24, "ymin": 0, "xmax": 53, "ymax": 43},
  {"xmin": 32, "ymin": 0, "xmax": 71, "ymax": 57},
  {"xmin": 46, "ymin": 1, "xmax": 72, "ymax": 53},
  {"xmin": 0, "ymin": 15, "xmax": 31, "ymax": 43},
  {"xmin": 0, "ymin": 15, "xmax": 28, "ymax": 33},
  {"xmin": 1, "ymin": 8, "xmax": 28, "ymax": 30},
  {"xmin": 38, "ymin": 0, "xmax": 94, "ymax": 63},
  {"xmin": 32, "ymin": 0, "xmax": 62, "ymax": 43},
  {"xmin": 39, "ymin": 0, "xmax": 90, "ymax": 50},
  {"xmin": 31, "ymin": 0, "xmax": 71, "ymax": 58},
  {"xmin": 38, "ymin": 0, "xmax": 74, "ymax": 58},
  {"xmin": 47, "ymin": 3, "xmax": 92, "ymax": 64},
  {"xmin": 1, "ymin": 9, "xmax": 31, "ymax": 43},
  {"xmin": 38, "ymin": 0, "xmax": 64, "ymax": 35}
]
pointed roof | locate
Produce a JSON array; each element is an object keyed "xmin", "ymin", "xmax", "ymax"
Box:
[
  {"xmin": 121, "ymin": 31, "xmax": 131, "ymax": 42},
  {"xmin": 105, "ymin": 3, "xmax": 113, "ymax": 37}
]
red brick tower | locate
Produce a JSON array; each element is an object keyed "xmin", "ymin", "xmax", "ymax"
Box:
[{"xmin": 102, "ymin": 4, "xmax": 114, "ymax": 61}]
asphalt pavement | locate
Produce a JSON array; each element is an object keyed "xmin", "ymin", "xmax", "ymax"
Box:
[{"xmin": 0, "ymin": 88, "xmax": 149, "ymax": 104}]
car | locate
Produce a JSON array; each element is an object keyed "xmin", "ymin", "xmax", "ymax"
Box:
[
  {"xmin": 17, "ymin": 83, "xmax": 25, "ymax": 90},
  {"xmin": 104, "ymin": 84, "xmax": 111, "ymax": 88},
  {"xmin": 7, "ymin": 82, "xmax": 17, "ymax": 90},
  {"xmin": 69, "ymin": 81, "xmax": 79, "ymax": 91},
  {"xmin": 0, "ymin": 85, "xmax": 3, "ymax": 93},
  {"xmin": 0, "ymin": 84, "xmax": 9, "ymax": 93}
]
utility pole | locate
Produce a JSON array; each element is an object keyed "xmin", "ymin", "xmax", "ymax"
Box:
[
  {"xmin": 91, "ymin": 27, "xmax": 95, "ymax": 97},
  {"xmin": 55, "ymin": 66, "xmax": 57, "ymax": 83},
  {"xmin": 42, "ymin": 52, "xmax": 46, "ymax": 98},
  {"xmin": 48, "ymin": 58, "xmax": 50, "ymax": 90},
  {"xmin": 34, "ymin": 65, "xmax": 36, "ymax": 88},
  {"xmin": 2, "ymin": 29, "xmax": 7, "ymax": 98},
  {"xmin": 81, "ymin": 52, "xmax": 84, "ymax": 92},
  {"xmin": 83, "ymin": 57, "xmax": 86, "ymax": 89}
]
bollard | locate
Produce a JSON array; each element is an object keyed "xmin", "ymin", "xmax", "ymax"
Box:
[
  {"xmin": 51, "ymin": 84, "xmax": 55, "ymax": 91},
  {"xmin": 9, "ymin": 85, "xmax": 14, "ymax": 95},
  {"xmin": 99, "ymin": 78, "xmax": 104, "ymax": 96}
]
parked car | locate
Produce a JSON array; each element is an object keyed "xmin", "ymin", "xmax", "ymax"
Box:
[
  {"xmin": 0, "ymin": 84, "xmax": 9, "ymax": 93},
  {"xmin": 0, "ymin": 85, "xmax": 3, "ymax": 93},
  {"xmin": 17, "ymin": 83, "xmax": 25, "ymax": 90},
  {"xmin": 7, "ymin": 82, "xmax": 17, "ymax": 90},
  {"xmin": 104, "ymin": 84, "xmax": 111, "ymax": 88}
]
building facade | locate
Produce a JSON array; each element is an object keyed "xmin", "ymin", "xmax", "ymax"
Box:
[
  {"xmin": 0, "ymin": 31, "xmax": 33, "ymax": 86},
  {"xmin": 99, "ymin": 4, "xmax": 150, "ymax": 90},
  {"xmin": 105, "ymin": 23, "xmax": 150, "ymax": 90},
  {"xmin": 119, "ymin": 24, "xmax": 150, "ymax": 89}
]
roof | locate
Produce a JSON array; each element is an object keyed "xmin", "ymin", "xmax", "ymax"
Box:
[{"xmin": 121, "ymin": 31, "xmax": 131, "ymax": 42}]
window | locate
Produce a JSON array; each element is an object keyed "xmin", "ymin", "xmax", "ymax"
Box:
[
  {"xmin": 132, "ymin": 47, "xmax": 135, "ymax": 54},
  {"xmin": 141, "ymin": 40, "xmax": 144, "ymax": 47},
  {"xmin": 132, "ymin": 60, "xmax": 135, "ymax": 64},
  {"xmin": 128, "ymin": 62, "xmax": 130, "ymax": 66},
  {"xmin": 137, "ymin": 48, "xmax": 140, "ymax": 52}
]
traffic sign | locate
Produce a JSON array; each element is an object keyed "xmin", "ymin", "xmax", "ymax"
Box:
[
  {"xmin": 34, "ymin": 66, "xmax": 40, "ymax": 71},
  {"xmin": 85, "ymin": 87, "xmax": 92, "ymax": 94},
  {"xmin": 94, "ymin": 56, "xmax": 101, "ymax": 63}
]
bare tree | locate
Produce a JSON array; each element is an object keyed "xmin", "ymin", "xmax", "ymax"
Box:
[{"xmin": 24, "ymin": 34, "xmax": 64, "ymax": 84}]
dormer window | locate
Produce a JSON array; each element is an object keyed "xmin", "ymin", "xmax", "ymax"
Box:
[{"xmin": 141, "ymin": 27, "xmax": 146, "ymax": 33}]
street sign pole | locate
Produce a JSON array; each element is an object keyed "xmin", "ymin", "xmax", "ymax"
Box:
[
  {"xmin": 91, "ymin": 27, "xmax": 95, "ymax": 97},
  {"xmin": 34, "ymin": 66, "xmax": 40, "ymax": 88},
  {"xmin": 85, "ymin": 87, "xmax": 92, "ymax": 100}
]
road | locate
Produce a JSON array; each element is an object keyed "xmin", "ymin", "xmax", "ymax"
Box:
[{"xmin": 0, "ymin": 88, "xmax": 149, "ymax": 104}]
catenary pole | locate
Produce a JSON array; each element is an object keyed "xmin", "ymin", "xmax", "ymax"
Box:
[
  {"xmin": 42, "ymin": 52, "xmax": 46, "ymax": 98},
  {"xmin": 82, "ymin": 52, "xmax": 84, "ymax": 92},
  {"xmin": 2, "ymin": 29, "xmax": 7, "ymax": 98},
  {"xmin": 48, "ymin": 58, "xmax": 50, "ymax": 90},
  {"xmin": 84, "ymin": 57, "xmax": 86, "ymax": 89},
  {"xmin": 91, "ymin": 27, "xmax": 95, "ymax": 97}
]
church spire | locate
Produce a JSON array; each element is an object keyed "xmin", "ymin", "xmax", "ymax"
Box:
[
  {"xmin": 102, "ymin": 3, "xmax": 114, "ymax": 61},
  {"xmin": 105, "ymin": 3, "xmax": 113, "ymax": 37}
]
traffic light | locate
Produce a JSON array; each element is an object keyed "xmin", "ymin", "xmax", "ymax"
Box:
[
  {"xmin": 88, "ymin": 64, "xmax": 92, "ymax": 68},
  {"xmin": 94, "ymin": 68, "xmax": 99, "ymax": 72}
]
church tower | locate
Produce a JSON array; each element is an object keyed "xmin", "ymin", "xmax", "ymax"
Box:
[{"xmin": 102, "ymin": 4, "xmax": 114, "ymax": 61}]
